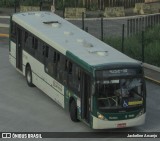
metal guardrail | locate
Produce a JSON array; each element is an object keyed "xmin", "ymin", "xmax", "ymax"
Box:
[
  {"xmin": 145, "ymin": 76, "xmax": 160, "ymax": 85},
  {"xmin": 0, "ymin": 23, "xmax": 9, "ymax": 28},
  {"xmin": 0, "ymin": 16, "xmax": 10, "ymax": 19},
  {"xmin": 143, "ymin": 63, "xmax": 160, "ymax": 85},
  {"xmin": 0, "ymin": 16, "xmax": 10, "ymax": 28},
  {"xmin": 0, "ymin": 33, "xmax": 9, "ymax": 37}
]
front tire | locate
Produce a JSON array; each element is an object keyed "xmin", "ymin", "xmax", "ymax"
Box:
[
  {"xmin": 69, "ymin": 100, "xmax": 79, "ymax": 122},
  {"xmin": 26, "ymin": 65, "xmax": 34, "ymax": 87}
]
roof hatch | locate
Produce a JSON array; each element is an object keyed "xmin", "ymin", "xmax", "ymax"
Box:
[{"xmin": 43, "ymin": 21, "xmax": 61, "ymax": 28}]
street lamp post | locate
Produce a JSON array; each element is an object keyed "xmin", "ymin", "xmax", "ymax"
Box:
[
  {"xmin": 51, "ymin": 0, "xmax": 55, "ymax": 13},
  {"xmin": 40, "ymin": 0, "xmax": 43, "ymax": 11},
  {"xmin": 14, "ymin": 0, "xmax": 17, "ymax": 13}
]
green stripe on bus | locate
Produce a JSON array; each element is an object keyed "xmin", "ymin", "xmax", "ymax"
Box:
[{"xmin": 66, "ymin": 51, "xmax": 93, "ymax": 74}]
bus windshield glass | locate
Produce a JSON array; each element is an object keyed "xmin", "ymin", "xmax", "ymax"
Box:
[{"xmin": 96, "ymin": 78, "xmax": 144, "ymax": 112}]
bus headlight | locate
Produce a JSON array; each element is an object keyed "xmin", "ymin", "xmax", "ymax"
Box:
[
  {"xmin": 97, "ymin": 112, "xmax": 105, "ymax": 120},
  {"xmin": 136, "ymin": 109, "xmax": 144, "ymax": 117}
]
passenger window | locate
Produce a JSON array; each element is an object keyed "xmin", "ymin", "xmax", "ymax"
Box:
[
  {"xmin": 54, "ymin": 51, "xmax": 56, "ymax": 63},
  {"xmin": 32, "ymin": 37, "xmax": 34, "ymax": 49},
  {"xmin": 73, "ymin": 66, "xmax": 81, "ymax": 93},
  {"xmin": 56, "ymin": 55, "xmax": 66, "ymax": 84},
  {"xmin": 24, "ymin": 32, "xmax": 28, "ymax": 42},
  {"xmin": 34, "ymin": 38, "xmax": 38, "ymax": 49},
  {"xmin": 42, "ymin": 45, "xmax": 45, "ymax": 56},
  {"xmin": 11, "ymin": 22, "xmax": 16, "ymax": 41},
  {"xmin": 45, "ymin": 46, "xmax": 49, "ymax": 58},
  {"xmin": 45, "ymin": 47, "xmax": 51, "ymax": 73},
  {"xmin": 35, "ymin": 40, "xmax": 44, "ymax": 63}
]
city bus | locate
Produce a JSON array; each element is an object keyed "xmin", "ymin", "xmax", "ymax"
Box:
[{"xmin": 9, "ymin": 11, "xmax": 146, "ymax": 129}]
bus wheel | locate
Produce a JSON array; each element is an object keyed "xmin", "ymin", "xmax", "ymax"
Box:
[
  {"xmin": 69, "ymin": 100, "xmax": 79, "ymax": 122},
  {"xmin": 26, "ymin": 65, "xmax": 34, "ymax": 87}
]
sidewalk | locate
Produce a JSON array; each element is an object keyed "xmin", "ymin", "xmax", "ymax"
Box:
[{"xmin": 143, "ymin": 63, "xmax": 160, "ymax": 85}]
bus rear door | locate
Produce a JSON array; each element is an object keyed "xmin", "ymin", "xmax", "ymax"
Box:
[{"xmin": 16, "ymin": 27, "xmax": 23, "ymax": 71}]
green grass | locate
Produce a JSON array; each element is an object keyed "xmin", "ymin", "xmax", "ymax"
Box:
[
  {"xmin": 0, "ymin": 0, "xmax": 15, "ymax": 7},
  {"xmin": 0, "ymin": 0, "xmax": 51, "ymax": 7},
  {"xmin": 20, "ymin": 0, "xmax": 41, "ymax": 6},
  {"xmin": 105, "ymin": 25, "xmax": 160, "ymax": 67}
]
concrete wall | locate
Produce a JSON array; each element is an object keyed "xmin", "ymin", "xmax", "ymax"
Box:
[
  {"xmin": 65, "ymin": 8, "xmax": 86, "ymax": 18},
  {"xmin": 104, "ymin": 7, "xmax": 125, "ymax": 17},
  {"xmin": 145, "ymin": 0, "xmax": 160, "ymax": 3},
  {"xmin": 20, "ymin": 6, "xmax": 40, "ymax": 12},
  {"xmin": 134, "ymin": 2, "xmax": 160, "ymax": 14}
]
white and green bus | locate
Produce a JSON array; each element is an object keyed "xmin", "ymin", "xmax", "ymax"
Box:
[{"xmin": 9, "ymin": 11, "xmax": 146, "ymax": 129}]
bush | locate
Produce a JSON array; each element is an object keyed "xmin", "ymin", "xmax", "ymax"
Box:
[
  {"xmin": 55, "ymin": 0, "xmax": 64, "ymax": 10},
  {"xmin": 0, "ymin": 0, "xmax": 50, "ymax": 7},
  {"xmin": 105, "ymin": 25, "xmax": 160, "ymax": 67},
  {"xmin": 20, "ymin": 0, "xmax": 40, "ymax": 6},
  {"xmin": 0, "ymin": 0, "xmax": 15, "ymax": 7}
]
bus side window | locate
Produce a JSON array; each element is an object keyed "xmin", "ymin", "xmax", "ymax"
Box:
[
  {"xmin": 73, "ymin": 66, "xmax": 81, "ymax": 94},
  {"xmin": 54, "ymin": 52, "xmax": 63, "ymax": 81},
  {"xmin": 45, "ymin": 47, "xmax": 58, "ymax": 77},
  {"xmin": 24, "ymin": 34, "xmax": 36, "ymax": 56},
  {"xmin": 24, "ymin": 32, "xmax": 28, "ymax": 43},
  {"xmin": 25, "ymin": 36, "xmax": 32, "ymax": 52},
  {"xmin": 34, "ymin": 38, "xmax": 38, "ymax": 50},
  {"xmin": 11, "ymin": 21, "xmax": 16, "ymax": 42},
  {"xmin": 32, "ymin": 37, "xmax": 35, "ymax": 49},
  {"xmin": 53, "ymin": 51, "xmax": 56, "ymax": 63},
  {"xmin": 68, "ymin": 61, "xmax": 73, "ymax": 89},
  {"xmin": 76, "ymin": 67, "xmax": 81, "ymax": 93},
  {"xmin": 56, "ymin": 55, "xmax": 66, "ymax": 84},
  {"xmin": 35, "ymin": 40, "xmax": 43, "ymax": 63},
  {"xmin": 45, "ymin": 45, "xmax": 49, "ymax": 58},
  {"xmin": 69, "ymin": 62, "xmax": 72, "ymax": 74},
  {"xmin": 65, "ymin": 60, "xmax": 72, "ymax": 73},
  {"xmin": 44, "ymin": 46, "xmax": 50, "ymax": 73},
  {"xmin": 42, "ymin": 45, "xmax": 45, "ymax": 56},
  {"xmin": 63, "ymin": 59, "xmax": 70, "ymax": 85}
]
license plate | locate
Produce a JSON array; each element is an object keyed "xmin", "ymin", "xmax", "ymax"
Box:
[{"xmin": 117, "ymin": 123, "xmax": 126, "ymax": 128}]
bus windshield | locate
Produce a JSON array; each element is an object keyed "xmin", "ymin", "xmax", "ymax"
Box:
[{"xmin": 96, "ymin": 78, "xmax": 144, "ymax": 112}]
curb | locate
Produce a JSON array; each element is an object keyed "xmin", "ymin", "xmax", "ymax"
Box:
[
  {"xmin": 145, "ymin": 76, "xmax": 160, "ymax": 85},
  {"xmin": 0, "ymin": 34, "xmax": 9, "ymax": 37},
  {"xmin": 143, "ymin": 63, "xmax": 160, "ymax": 85},
  {"xmin": 0, "ymin": 16, "xmax": 10, "ymax": 19},
  {"xmin": 0, "ymin": 23, "xmax": 9, "ymax": 28}
]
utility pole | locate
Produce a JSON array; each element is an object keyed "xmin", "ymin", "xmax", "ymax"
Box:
[
  {"xmin": 51, "ymin": 0, "xmax": 55, "ymax": 13},
  {"xmin": 14, "ymin": 0, "xmax": 17, "ymax": 13}
]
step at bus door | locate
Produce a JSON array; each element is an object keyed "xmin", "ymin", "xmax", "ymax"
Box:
[
  {"xmin": 81, "ymin": 73, "xmax": 91, "ymax": 123},
  {"xmin": 16, "ymin": 27, "xmax": 23, "ymax": 71}
]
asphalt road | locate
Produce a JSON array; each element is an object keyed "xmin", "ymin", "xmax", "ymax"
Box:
[{"xmin": 0, "ymin": 37, "xmax": 160, "ymax": 141}]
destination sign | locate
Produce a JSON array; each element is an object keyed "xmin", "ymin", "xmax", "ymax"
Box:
[{"xmin": 96, "ymin": 68, "xmax": 142, "ymax": 79}]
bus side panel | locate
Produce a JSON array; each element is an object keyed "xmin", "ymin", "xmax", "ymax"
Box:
[
  {"xmin": 32, "ymin": 72, "xmax": 65, "ymax": 108},
  {"xmin": 23, "ymin": 51, "xmax": 65, "ymax": 108},
  {"xmin": 9, "ymin": 41, "xmax": 17, "ymax": 68}
]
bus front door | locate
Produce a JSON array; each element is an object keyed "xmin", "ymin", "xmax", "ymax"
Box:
[
  {"xmin": 81, "ymin": 73, "xmax": 91, "ymax": 123},
  {"xmin": 16, "ymin": 27, "xmax": 23, "ymax": 71}
]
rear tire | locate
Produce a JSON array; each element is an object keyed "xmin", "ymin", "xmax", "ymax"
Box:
[
  {"xmin": 69, "ymin": 100, "xmax": 79, "ymax": 122},
  {"xmin": 26, "ymin": 65, "xmax": 34, "ymax": 87}
]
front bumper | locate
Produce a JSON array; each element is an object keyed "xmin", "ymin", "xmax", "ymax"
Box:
[{"xmin": 92, "ymin": 113, "xmax": 146, "ymax": 129}]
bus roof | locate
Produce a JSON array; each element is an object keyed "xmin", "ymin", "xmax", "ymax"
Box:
[{"xmin": 12, "ymin": 12, "xmax": 140, "ymax": 72}]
